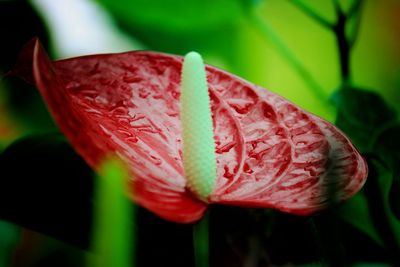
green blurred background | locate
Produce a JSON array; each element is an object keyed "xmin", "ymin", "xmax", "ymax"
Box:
[
  {"xmin": 0, "ymin": 0, "xmax": 400, "ymax": 266},
  {"xmin": 1, "ymin": 0, "xmax": 400, "ymax": 144}
]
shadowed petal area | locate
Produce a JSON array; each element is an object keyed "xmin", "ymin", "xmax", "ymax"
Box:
[{"xmin": 17, "ymin": 38, "xmax": 367, "ymax": 223}]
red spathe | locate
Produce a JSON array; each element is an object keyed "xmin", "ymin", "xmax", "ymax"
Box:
[{"xmin": 19, "ymin": 39, "xmax": 367, "ymax": 223}]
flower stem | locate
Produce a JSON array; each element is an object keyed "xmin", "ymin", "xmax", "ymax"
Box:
[
  {"xmin": 88, "ymin": 159, "xmax": 134, "ymax": 267},
  {"xmin": 193, "ymin": 213, "xmax": 210, "ymax": 267}
]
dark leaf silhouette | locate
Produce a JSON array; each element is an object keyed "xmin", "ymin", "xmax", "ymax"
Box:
[
  {"xmin": 373, "ymin": 125, "xmax": 400, "ymax": 220},
  {"xmin": 0, "ymin": 134, "xmax": 94, "ymax": 248},
  {"xmin": 333, "ymin": 86, "xmax": 397, "ymax": 151}
]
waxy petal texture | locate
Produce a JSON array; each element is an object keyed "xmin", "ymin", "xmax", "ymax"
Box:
[{"xmin": 23, "ymin": 39, "xmax": 367, "ymax": 223}]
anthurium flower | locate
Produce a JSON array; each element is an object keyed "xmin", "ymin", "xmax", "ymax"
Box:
[{"xmin": 14, "ymin": 38, "xmax": 367, "ymax": 223}]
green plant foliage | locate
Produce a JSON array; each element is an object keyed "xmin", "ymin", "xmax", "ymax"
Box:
[
  {"xmin": 336, "ymin": 191, "xmax": 382, "ymax": 245},
  {"xmin": 94, "ymin": 0, "xmax": 249, "ymax": 78},
  {"xmin": 89, "ymin": 158, "xmax": 134, "ymax": 267},
  {"xmin": 95, "ymin": 0, "xmax": 243, "ymax": 34},
  {"xmin": 373, "ymin": 125, "xmax": 400, "ymax": 221},
  {"xmin": 2, "ymin": 77, "xmax": 56, "ymax": 135},
  {"xmin": 333, "ymin": 86, "xmax": 400, "ymax": 253},
  {"xmin": 0, "ymin": 220, "xmax": 20, "ymax": 267},
  {"xmin": 373, "ymin": 125, "xmax": 400, "ymax": 168},
  {"xmin": 333, "ymin": 86, "xmax": 397, "ymax": 151},
  {"xmin": 0, "ymin": 134, "xmax": 94, "ymax": 249},
  {"xmin": 362, "ymin": 157, "xmax": 400, "ymax": 263},
  {"xmin": 2, "ymin": 0, "xmax": 400, "ymax": 265},
  {"xmin": 389, "ymin": 168, "xmax": 400, "ymax": 221}
]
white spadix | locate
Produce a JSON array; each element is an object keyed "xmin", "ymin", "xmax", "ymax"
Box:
[{"xmin": 180, "ymin": 52, "xmax": 217, "ymax": 201}]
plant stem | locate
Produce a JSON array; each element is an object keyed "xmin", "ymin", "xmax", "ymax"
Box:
[
  {"xmin": 290, "ymin": 0, "xmax": 334, "ymax": 29},
  {"xmin": 348, "ymin": 0, "xmax": 364, "ymax": 48},
  {"xmin": 348, "ymin": 0, "xmax": 363, "ymax": 17},
  {"xmin": 193, "ymin": 213, "xmax": 210, "ymax": 267},
  {"xmin": 334, "ymin": 11, "xmax": 351, "ymax": 83},
  {"xmin": 332, "ymin": 0, "xmax": 364, "ymax": 84},
  {"xmin": 246, "ymin": 9, "xmax": 328, "ymax": 102}
]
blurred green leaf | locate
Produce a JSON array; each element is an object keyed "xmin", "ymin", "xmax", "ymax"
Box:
[
  {"xmin": 333, "ymin": 87, "xmax": 397, "ymax": 151},
  {"xmin": 0, "ymin": 220, "xmax": 20, "ymax": 248},
  {"xmin": 0, "ymin": 133, "xmax": 94, "ymax": 249},
  {"xmin": 389, "ymin": 168, "xmax": 400, "ymax": 221},
  {"xmin": 96, "ymin": 0, "xmax": 243, "ymax": 34},
  {"xmin": 3, "ymin": 77, "xmax": 56, "ymax": 134},
  {"xmin": 373, "ymin": 125, "xmax": 400, "ymax": 221},
  {"xmin": 334, "ymin": 86, "xmax": 400, "ymax": 243},
  {"xmin": 337, "ymin": 191, "xmax": 382, "ymax": 246},
  {"xmin": 0, "ymin": 220, "xmax": 20, "ymax": 267},
  {"xmin": 333, "ymin": 87, "xmax": 396, "ymax": 129},
  {"xmin": 352, "ymin": 263, "xmax": 391, "ymax": 267},
  {"xmin": 94, "ymin": 0, "xmax": 247, "ymax": 73},
  {"xmin": 362, "ymin": 156, "xmax": 400, "ymax": 264},
  {"xmin": 373, "ymin": 124, "xmax": 400, "ymax": 168}
]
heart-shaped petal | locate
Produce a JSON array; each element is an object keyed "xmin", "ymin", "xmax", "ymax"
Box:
[{"xmin": 15, "ymin": 39, "xmax": 367, "ymax": 223}]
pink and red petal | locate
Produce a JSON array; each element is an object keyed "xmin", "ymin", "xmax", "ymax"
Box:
[
  {"xmin": 29, "ymin": 39, "xmax": 206, "ymax": 223},
  {"xmin": 203, "ymin": 68, "xmax": 367, "ymax": 215},
  {"xmin": 20, "ymin": 39, "xmax": 367, "ymax": 223}
]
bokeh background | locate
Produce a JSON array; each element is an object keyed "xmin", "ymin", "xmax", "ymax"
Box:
[{"xmin": 0, "ymin": 0, "xmax": 400, "ymax": 266}]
